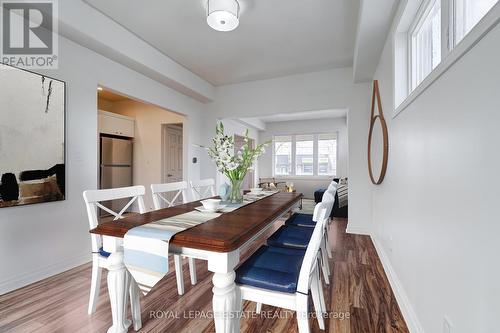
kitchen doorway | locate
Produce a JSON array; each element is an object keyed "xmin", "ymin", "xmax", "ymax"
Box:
[{"xmin": 97, "ymin": 86, "xmax": 186, "ymax": 212}]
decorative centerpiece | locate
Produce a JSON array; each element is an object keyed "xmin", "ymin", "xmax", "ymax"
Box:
[{"xmin": 203, "ymin": 122, "xmax": 269, "ymax": 203}]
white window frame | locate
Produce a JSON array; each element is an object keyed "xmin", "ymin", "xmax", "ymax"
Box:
[
  {"xmin": 272, "ymin": 132, "xmax": 338, "ymax": 179},
  {"xmin": 294, "ymin": 134, "xmax": 315, "ymax": 177},
  {"xmin": 452, "ymin": 0, "xmax": 500, "ymax": 46},
  {"xmin": 408, "ymin": 0, "xmax": 444, "ymax": 91},
  {"xmin": 394, "ymin": 0, "xmax": 500, "ymax": 117},
  {"xmin": 273, "ymin": 135, "xmax": 293, "ymax": 176}
]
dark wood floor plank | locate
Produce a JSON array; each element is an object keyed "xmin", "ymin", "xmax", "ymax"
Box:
[
  {"xmin": 0, "ymin": 215, "xmax": 409, "ymax": 333},
  {"xmin": 350, "ymin": 306, "xmax": 373, "ymax": 333}
]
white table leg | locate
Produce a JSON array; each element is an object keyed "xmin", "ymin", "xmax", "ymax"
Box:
[
  {"xmin": 106, "ymin": 251, "xmax": 132, "ymax": 333},
  {"xmin": 129, "ymin": 277, "xmax": 142, "ymax": 331},
  {"xmin": 208, "ymin": 251, "xmax": 241, "ymax": 333}
]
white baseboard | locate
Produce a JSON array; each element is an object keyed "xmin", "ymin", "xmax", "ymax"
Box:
[
  {"xmin": 0, "ymin": 252, "xmax": 91, "ymax": 295},
  {"xmin": 345, "ymin": 225, "xmax": 371, "ymax": 235},
  {"xmin": 371, "ymin": 235, "xmax": 425, "ymax": 333}
]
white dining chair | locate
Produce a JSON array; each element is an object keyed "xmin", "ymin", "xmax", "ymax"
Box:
[
  {"xmin": 83, "ymin": 185, "xmax": 145, "ymax": 330},
  {"xmin": 327, "ymin": 180, "xmax": 338, "ymax": 193},
  {"xmin": 151, "ymin": 181, "xmax": 198, "ymax": 295},
  {"xmin": 269, "ymin": 189, "xmax": 335, "ymax": 286},
  {"xmin": 320, "ymin": 188, "xmax": 335, "ymax": 279},
  {"xmin": 324, "ymin": 183, "xmax": 337, "ymax": 259},
  {"xmin": 237, "ymin": 200, "xmax": 333, "ymax": 333},
  {"xmin": 313, "ymin": 181, "xmax": 338, "ymax": 262},
  {"xmin": 189, "ymin": 178, "xmax": 216, "ymax": 200}
]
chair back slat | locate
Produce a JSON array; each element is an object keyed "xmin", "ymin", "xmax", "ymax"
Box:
[
  {"xmin": 190, "ymin": 179, "xmax": 216, "ymax": 200},
  {"xmin": 84, "ymin": 185, "xmax": 145, "ymax": 203},
  {"xmin": 151, "ymin": 181, "xmax": 188, "ymax": 210},
  {"xmin": 327, "ymin": 180, "xmax": 338, "ymax": 193},
  {"xmin": 322, "ymin": 190, "xmax": 336, "ymax": 209},
  {"xmin": 95, "ymin": 195, "xmax": 137, "ymax": 220},
  {"xmin": 323, "ymin": 190, "xmax": 335, "ymax": 200},
  {"xmin": 83, "ymin": 185, "xmax": 146, "ymax": 252},
  {"xmin": 296, "ymin": 200, "xmax": 333, "ymax": 294}
]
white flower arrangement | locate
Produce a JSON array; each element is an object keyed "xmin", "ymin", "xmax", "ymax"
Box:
[{"xmin": 203, "ymin": 122, "xmax": 269, "ymax": 182}]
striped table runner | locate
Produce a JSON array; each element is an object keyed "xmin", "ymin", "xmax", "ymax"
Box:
[{"xmin": 124, "ymin": 190, "xmax": 278, "ymax": 295}]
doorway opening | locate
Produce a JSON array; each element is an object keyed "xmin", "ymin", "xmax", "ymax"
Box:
[
  {"xmin": 228, "ymin": 109, "xmax": 348, "ymax": 201},
  {"xmin": 97, "ymin": 87, "xmax": 186, "ymax": 213},
  {"xmin": 234, "ymin": 134, "xmax": 255, "ymax": 189}
]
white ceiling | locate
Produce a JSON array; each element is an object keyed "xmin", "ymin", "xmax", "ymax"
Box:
[
  {"xmin": 84, "ymin": 0, "xmax": 360, "ymax": 86},
  {"xmin": 241, "ymin": 109, "xmax": 347, "ymax": 125},
  {"xmin": 353, "ymin": 0, "xmax": 398, "ymax": 82}
]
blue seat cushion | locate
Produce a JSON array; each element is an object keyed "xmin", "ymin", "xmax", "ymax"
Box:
[
  {"xmin": 314, "ymin": 189, "xmax": 326, "ymax": 203},
  {"xmin": 236, "ymin": 246, "xmax": 305, "ymax": 293},
  {"xmin": 267, "ymin": 225, "xmax": 314, "ymax": 250},
  {"xmin": 285, "ymin": 213, "xmax": 316, "ymax": 228},
  {"xmin": 99, "ymin": 246, "xmax": 111, "ymax": 257}
]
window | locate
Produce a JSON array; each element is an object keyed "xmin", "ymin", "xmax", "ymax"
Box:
[
  {"xmin": 455, "ymin": 0, "xmax": 499, "ymax": 44},
  {"xmin": 274, "ymin": 135, "xmax": 292, "ymax": 176},
  {"xmin": 410, "ymin": 0, "xmax": 441, "ymax": 90},
  {"xmin": 295, "ymin": 135, "xmax": 314, "ymax": 176},
  {"xmin": 318, "ymin": 134, "xmax": 337, "ymax": 176},
  {"xmin": 397, "ymin": 0, "xmax": 498, "ymax": 105},
  {"xmin": 273, "ymin": 133, "xmax": 337, "ymax": 177}
]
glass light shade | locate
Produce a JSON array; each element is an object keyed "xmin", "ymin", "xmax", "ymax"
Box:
[{"xmin": 207, "ymin": 0, "xmax": 239, "ymax": 32}]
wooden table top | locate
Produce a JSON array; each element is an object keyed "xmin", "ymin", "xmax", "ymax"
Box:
[{"xmin": 90, "ymin": 192, "xmax": 302, "ymax": 253}]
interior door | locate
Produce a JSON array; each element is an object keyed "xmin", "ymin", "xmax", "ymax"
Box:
[
  {"xmin": 163, "ymin": 124, "xmax": 183, "ymax": 183},
  {"xmin": 162, "ymin": 124, "xmax": 184, "ymax": 205},
  {"xmin": 234, "ymin": 134, "xmax": 255, "ymax": 190}
]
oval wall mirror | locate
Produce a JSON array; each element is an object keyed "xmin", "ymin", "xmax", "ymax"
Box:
[{"xmin": 368, "ymin": 81, "xmax": 389, "ymax": 185}]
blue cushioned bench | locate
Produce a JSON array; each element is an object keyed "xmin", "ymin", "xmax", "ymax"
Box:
[
  {"xmin": 266, "ymin": 225, "xmax": 314, "ymax": 250},
  {"xmin": 285, "ymin": 213, "xmax": 316, "ymax": 228},
  {"xmin": 235, "ymin": 246, "xmax": 306, "ymax": 293}
]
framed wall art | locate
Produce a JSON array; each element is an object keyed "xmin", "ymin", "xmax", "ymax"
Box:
[{"xmin": 0, "ymin": 64, "xmax": 66, "ymax": 208}]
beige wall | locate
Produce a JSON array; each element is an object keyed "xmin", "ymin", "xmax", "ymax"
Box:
[
  {"xmin": 100, "ymin": 99, "xmax": 185, "ymax": 210},
  {"xmin": 97, "ymin": 98, "xmax": 114, "ymax": 111}
]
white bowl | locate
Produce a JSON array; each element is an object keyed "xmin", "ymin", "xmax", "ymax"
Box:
[
  {"xmin": 200, "ymin": 199, "xmax": 222, "ymax": 212},
  {"xmin": 250, "ymin": 187, "xmax": 263, "ymax": 194}
]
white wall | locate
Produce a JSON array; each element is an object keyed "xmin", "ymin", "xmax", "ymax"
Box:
[
  {"xmin": 202, "ymin": 68, "xmax": 372, "ymax": 233},
  {"xmin": 371, "ymin": 14, "xmax": 500, "ymax": 333},
  {"xmin": 258, "ymin": 117, "xmax": 348, "ymax": 198},
  {"xmin": 104, "ymin": 100, "xmax": 186, "ymax": 210},
  {"xmin": 0, "ymin": 35, "xmax": 207, "ymax": 294}
]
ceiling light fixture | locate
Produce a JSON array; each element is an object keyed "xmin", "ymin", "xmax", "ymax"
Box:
[{"xmin": 207, "ymin": 0, "xmax": 240, "ymax": 32}]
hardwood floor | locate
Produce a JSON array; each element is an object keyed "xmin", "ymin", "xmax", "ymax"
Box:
[{"xmin": 0, "ymin": 218, "xmax": 409, "ymax": 333}]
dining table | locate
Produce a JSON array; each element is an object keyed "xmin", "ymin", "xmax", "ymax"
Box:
[{"xmin": 90, "ymin": 191, "xmax": 303, "ymax": 333}]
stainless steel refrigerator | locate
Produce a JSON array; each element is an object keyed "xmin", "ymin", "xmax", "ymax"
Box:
[{"xmin": 100, "ymin": 136, "xmax": 133, "ymax": 216}]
